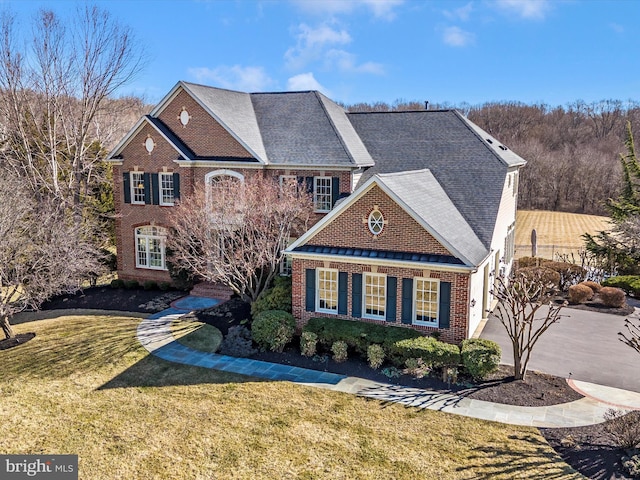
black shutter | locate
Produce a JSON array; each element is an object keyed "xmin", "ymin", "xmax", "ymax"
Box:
[
  {"xmin": 151, "ymin": 173, "xmax": 159, "ymax": 205},
  {"xmin": 123, "ymin": 172, "xmax": 131, "ymax": 204},
  {"xmin": 386, "ymin": 276, "xmax": 397, "ymax": 322},
  {"xmin": 305, "ymin": 176, "xmax": 314, "ymax": 194},
  {"xmin": 338, "ymin": 272, "xmax": 348, "ymax": 315},
  {"xmin": 173, "ymin": 173, "xmax": 181, "ymax": 200},
  {"xmin": 352, "ymin": 273, "xmax": 362, "ymax": 318},
  {"xmin": 439, "ymin": 281, "xmax": 451, "ymax": 329},
  {"xmin": 305, "ymin": 269, "xmax": 316, "ymax": 312},
  {"xmin": 401, "ymin": 278, "xmax": 413, "ymax": 324},
  {"xmin": 331, "ymin": 177, "xmax": 340, "ymax": 207},
  {"xmin": 143, "ymin": 173, "xmax": 151, "ymax": 205}
]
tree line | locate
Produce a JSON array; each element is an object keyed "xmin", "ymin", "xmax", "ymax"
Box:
[{"xmin": 346, "ymin": 99, "xmax": 640, "ymax": 216}]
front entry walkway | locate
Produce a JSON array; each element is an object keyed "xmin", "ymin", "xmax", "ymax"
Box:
[{"xmin": 137, "ymin": 296, "xmax": 640, "ymax": 429}]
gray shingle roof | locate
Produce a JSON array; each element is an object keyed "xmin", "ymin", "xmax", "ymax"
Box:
[
  {"xmin": 348, "ymin": 110, "xmax": 524, "ymax": 248},
  {"xmin": 250, "ymin": 91, "xmax": 368, "ymax": 166},
  {"xmin": 376, "ymin": 169, "xmax": 488, "ymax": 266},
  {"xmin": 294, "ymin": 244, "xmax": 464, "ymax": 265}
]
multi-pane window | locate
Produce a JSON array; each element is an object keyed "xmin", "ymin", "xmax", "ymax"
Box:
[
  {"xmin": 414, "ymin": 278, "xmax": 439, "ymax": 325},
  {"xmin": 363, "ymin": 273, "xmax": 386, "ymax": 319},
  {"xmin": 314, "ymin": 177, "xmax": 332, "ymax": 212},
  {"xmin": 159, "ymin": 173, "xmax": 174, "ymax": 206},
  {"xmin": 135, "ymin": 226, "xmax": 167, "ymax": 270},
  {"xmin": 316, "ymin": 269, "xmax": 338, "ymax": 313},
  {"xmin": 131, "ymin": 172, "xmax": 145, "ymax": 204},
  {"xmin": 504, "ymin": 223, "xmax": 516, "ymax": 264}
]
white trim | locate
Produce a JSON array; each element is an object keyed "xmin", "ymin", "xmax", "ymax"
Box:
[
  {"xmin": 107, "ymin": 116, "xmax": 192, "ymax": 161},
  {"xmin": 135, "ymin": 226, "xmax": 168, "ymax": 271},
  {"xmin": 288, "ymin": 251, "xmax": 476, "ymax": 273},
  {"xmin": 287, "ymin": 174, "xmax": 479, "ymax": 267},
  {"xmin": 313, "ymin": 176, "xmax": 332, "ymax": 213},
  {"xmin": 205, "ymin": 169, "xmax": 245, "ymax": 183},
  {"xmin": 173, "ymin": 160, "xmax": 263, "ymax": 168},
  {"xmin": 363, "ymin": 272, "xmax": 386, "ymax": 321},
  {"xmin": 316, "ymin": 268, "xmax": 339, "ymax": 314},
  {"xmin": 412, "ymin": 277, "xmax": 440, "ymax": 327},
  {"xmin": 130, "ymin": 172, "xmax": 145, "ymax": 205},
  {"xmin": 158, "ymin": 172, "xmax": 175, "ymax": 206}
]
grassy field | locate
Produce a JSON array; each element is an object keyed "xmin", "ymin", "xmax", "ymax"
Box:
[
  {"xmin": 515, "ymin": 210, "xmax": 611, "ymax": 259},
  {"xmin": 0, "ymin": 315, "xmax": 582, "ymax": 479}
]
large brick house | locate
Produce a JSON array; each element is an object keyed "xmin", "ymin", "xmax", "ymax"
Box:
[{"xmin": 108, "ymin": 81, "xmax": 525, "ymax": 343}]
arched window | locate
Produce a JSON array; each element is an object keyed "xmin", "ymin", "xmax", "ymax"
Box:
[
  {"xmin": 135, "ymin": 226, "xmax": 167, "ymax": 270},
  {"xmin": 204, "ymin": 169, "xmax": 245, "ymax": 185}
]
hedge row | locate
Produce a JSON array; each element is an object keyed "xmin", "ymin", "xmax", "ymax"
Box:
[
  {"xmin": 303, "ymin": 317, "xmax": 500, "ymax": 379},
  {"xmin": 603, "ymin": 275, "xmax": 640, "ymax": 296}
]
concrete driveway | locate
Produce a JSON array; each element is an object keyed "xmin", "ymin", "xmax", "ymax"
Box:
[{"xmin": 480, "ymin": 305, "xmax": 640, "ymax": 392}]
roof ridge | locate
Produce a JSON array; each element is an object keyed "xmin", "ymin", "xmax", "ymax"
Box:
[
  {"xmin": 314, "ymin": 91, "xmax": 358, "ymax": 166},
  {"xmin": 348, "ymin": 109, "xmax": 456, "ymax": 115},
  {"xmin": 376, "ymin": 168, "xmax": 431, "ymax": 178}
]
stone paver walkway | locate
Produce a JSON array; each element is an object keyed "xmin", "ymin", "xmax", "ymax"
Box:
[{"xmin": 137, "ymin": 296, "xmax": 640, "ymax": 429}]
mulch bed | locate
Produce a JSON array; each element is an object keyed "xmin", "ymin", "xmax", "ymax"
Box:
[
  {"xmin": 25, "ymin": 288, "xmax": 640, "ymax": 478},
  {"xmin": 40, "ymin": 285, "xmax": 187, "ymax": 313},
  {"xmin": 0, "ymin": 332, "xmax": 36, "ymax": 351}
]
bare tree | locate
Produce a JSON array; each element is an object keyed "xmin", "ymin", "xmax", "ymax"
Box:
[
  {"xmin": 620, "ymin": 319, "xmax": 640, "ymax": 355},
  {"xmin": 492, "ymin": 270, "xmax": 566, "ymax": 381},
  {"xmin": 0, "ymin": 5, "xmax": 145, "ymax": 216},
  {"xmin": 0, "ymin": 170, "xmax": 102, "ymax": 340},
  {"xmin": 168, "ymin": 176, "xmax": 313, "ymax": 303}
]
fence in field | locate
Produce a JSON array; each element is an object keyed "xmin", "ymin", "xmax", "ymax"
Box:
[{"xmin": 514, "ymin": 244, "xmax": 586, "ymax": 261}]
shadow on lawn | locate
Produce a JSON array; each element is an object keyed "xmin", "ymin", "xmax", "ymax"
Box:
[
  {"xmin": 456, "ymin": 433, "xmax": 580, "ymax": 479},
  {"xmin": 359, "ymin": 383, "xmax": 475, "ymax": 410},
  {"xmin": 97, "ymin": 353, "xmax": 266, "ymax": 390}
]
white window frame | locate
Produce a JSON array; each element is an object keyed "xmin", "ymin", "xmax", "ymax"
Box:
[
  {"xmin": 135, "ymin": 226, "xmax": 167, "ymax": 270},
  {"xmin": 368, "ymin": 210, "xmax": 384, "ymax": 235},
  {"xmin": 313, "ymin": 177, "xmax": 332, "ymax": 213},
  {"xmin": 316, "ymin": 268, "xmax": 339, "ymax": 314},
  {"xmin": 413, "ymin": 277, "xmax": 440, "ymax": 327},
  {"xmin": 159, "ymin": 172, "xmax": 175, "ymax": 206},
  {"xmin": 130, "ymin": 172, "xmax": 145, "ymax": 205},
  {"xmin": 279, "ymin": 175, "xmax": 297, "ymax": 189},
  {"xmin": 363, "ymin": 273, "xmax": 386, "ymax": 320}
]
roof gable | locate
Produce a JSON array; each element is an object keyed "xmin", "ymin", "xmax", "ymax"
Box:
[{"xmin": 288, "ymin": 170, "xmax": 488, "ymax": 267}]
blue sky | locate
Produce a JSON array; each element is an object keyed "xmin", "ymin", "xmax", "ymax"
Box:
[{"xmin": 6, "ymin": 0, "xmax": 640, "ymax": 107}]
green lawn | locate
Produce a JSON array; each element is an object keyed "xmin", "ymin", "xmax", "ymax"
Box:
[{"xmin": 0, "ymin": 315, "xmax": 583, "ymax": 479}]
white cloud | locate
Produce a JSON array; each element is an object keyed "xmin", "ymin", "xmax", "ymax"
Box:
[
  {"xmin": 442, "ymin": 26, "xmax": 475, "ymax": 47},
  {"xmin": 287, "ymin": 73, "xmax": 330, "ymax": 95},
  {"xmin": 187, "ymin": 65, "xmax": 275, "ymax": 92},
  {"xmin": 325, "ymin": 49, "xmax": 385, "ymax": 74},
  {"xmin": 609, "ymin": 22, "xmax": 624, "ymax": 34},
  {"xmin": 290, "ymin": 0, "xmax": 404, "ymax": 20},
  {"xmin": 285, "ymin": 23, "xmax": 351, "ymax": 70},
  {"xmin": 492, "ymin": 0, "xmax": 551, "ymax": 20},
  {"xmin": 443, "ymin": 2, "xmax": 474, "ymax": 21}
]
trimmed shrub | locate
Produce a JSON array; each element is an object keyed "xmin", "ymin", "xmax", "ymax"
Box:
[
  {"xmin": 603, "ymin": 275, "xmax": 640, "ymax": 296},
  {"xmin": 403, "ymin": 357, "xmax": 431, "ymax": 378},
  {"xmin": 544, "ymin": 261, "xmax": 587, "ymax": 291},
  {"xmin": 390, "ymin": 336, "xmax": 460, "ymax": 368},
  {"xmin": 367, "ymin": 344, "xmax": 385, "ymax": 369},
  {"xmin": 251, "ymin": 310, "xmax": 295, "ymax": 353},
  {"xmin": 332, "ymin": 341, "xmax": 348, "ymax": 363},
  {"xmin": 516, "ymin": 257, "xmax": 549, "ymax": 268},
  {"xmin": 303, "ymin": 317, "xmax": 421, "ymax": 358},
  {"xmin": 158, "ymin": 282, "xmax": 171, "ymax": 291},
  {"xmin": 580, "ymin": 280, "xmax": 602, "ymax": 293},
  {"xmin": 603, "ymin": 409, "xmax": 640, "ymax": 449},
  {"xmin": 251, "ymin": 276, "xmax": 292, "ymax": 317},
  {"xmin": 460, "ymin": 338, "xmax": 501, "ymax": 380},
  {"xmin": 515, "ymin": 266, "xmax": 561, "ymax": 291},
  {"xmin": 124, "ymin": 280, "xmax": 140, "ymax": 289},
  {"xmin": 599, "ymin": 287, "xmax": 627, "ymax": 308},
  {"xmin": 300, "ymin": 331, "xmax": 318, "ymax": 357},
  {"xmin": 219, "ymin": 325, "xmax": 256, "ymax": 357},
  {"xmin": 568, "ymin": 283, "xmax": 594, "ymax": 304},
  {"xmin": 110, "ymin": 279, "xmax": 125, "ymax": 289},
  {"xmin": 143, "ymin": 280, "xmax": 158, "ymax": 291},
  {"xmin": 623, "ymin": 452, "xmax": 640, "ymax": 478}
]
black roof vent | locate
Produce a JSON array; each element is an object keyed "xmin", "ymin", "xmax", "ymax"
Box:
[
  {"xmin": 486, "ymin": 138, "xmax": 493, "ymax": 144},
  {"xmin": 499, "ymin": 145, "xmax": 508, "ymax": 151}
]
